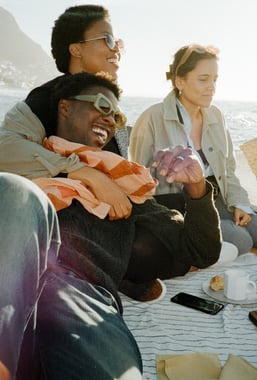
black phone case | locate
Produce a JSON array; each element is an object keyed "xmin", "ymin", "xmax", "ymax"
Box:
[{"xmin": 170, "ymin": 292, "xmax": 224, "ymax": 315}]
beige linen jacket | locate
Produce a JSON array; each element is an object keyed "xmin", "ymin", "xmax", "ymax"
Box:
[
  {"xmin": 129, "ymin": 90, "xmax": 250, "ymax": 210},
  {"xmin": 0, "ymin": 102, "xmax": 85, "ymax": 179}
]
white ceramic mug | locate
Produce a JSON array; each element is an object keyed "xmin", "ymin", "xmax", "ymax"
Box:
[{"xmin": 224, "ymin": 269, "xmax": 257, "ymax": 301}]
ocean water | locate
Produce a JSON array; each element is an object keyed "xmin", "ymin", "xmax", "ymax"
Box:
[
  {"xmin": 120, "ymin": 96, "xmax": 257, "ymax": 151},
  {"xmin": 0, "ymin": 88, "xmax": 257, "ymax": 151}
]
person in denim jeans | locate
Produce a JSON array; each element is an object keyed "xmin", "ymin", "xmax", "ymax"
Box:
[
  {"xmin": 0, "ymin": 173, "xmax": 143, "ymax": 380},
  {"xmin": 0, "ymin": 173, "xmax": 60, "ymax": 379},
  {"xmin": 0, "ymin": 72, "xmax": 221, "ymax": 379}
]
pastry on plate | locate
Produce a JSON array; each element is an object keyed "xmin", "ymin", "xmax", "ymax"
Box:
[{"xmin": 210, "ymin": 275, "xmax": 224, "ymax": 291}]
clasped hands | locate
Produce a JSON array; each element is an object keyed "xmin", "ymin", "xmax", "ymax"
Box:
[
  {"xmin": 68, "ymin": 146, "xmax": 206, "ymax": 220},
  {"xmin": 153, "ymin": 145, "xmax": 206, "ymax": 199}
]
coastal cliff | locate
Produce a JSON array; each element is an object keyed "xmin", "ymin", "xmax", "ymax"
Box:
[{"xmin": 0, "ymin": 7, "xmax": 58, "ymax": 89}]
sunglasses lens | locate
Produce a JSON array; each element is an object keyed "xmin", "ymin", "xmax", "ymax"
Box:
[
  {"xmin": 97, "ymin": 97, "xmax": 112, "ymax": 115},
  {"xmin": 105, "ymin": 34, "xmax": 124, "ymax": 52},
  {"xmin": 195, "ymin": 47, "xmax": 206, "ymax": 53},
  {"xmin": 114, "ymin": 112, "xmax": 126, "ymax": 128},
  {"xmin": 114, "ymin": 113, "xmax": 122, "ymax": 124},
  {"xmin": 106, "ymin": 34, "xmax": 116, "ymax": 50}
]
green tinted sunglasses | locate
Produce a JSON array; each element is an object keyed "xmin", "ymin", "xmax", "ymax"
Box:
[{"xmin": 68, "ymin": 93, "xmax": 126, "ymax": 129}]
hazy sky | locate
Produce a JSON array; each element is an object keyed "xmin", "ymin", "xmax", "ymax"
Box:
[{"xmin": 1, "ymin": 0, "xmax": 257, "ymax": 101}]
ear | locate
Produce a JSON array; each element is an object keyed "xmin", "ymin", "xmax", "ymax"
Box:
[
  {"xmin": 69, "ymin": 43, "xmax": 81, "ymax": 58},
  {"xmin": 175, "ymin": 76, "xmax": 184, "ymax": 92},
  {"xmin": 58, "ymin": 99, "xmax": 70, "ymax": 118}
]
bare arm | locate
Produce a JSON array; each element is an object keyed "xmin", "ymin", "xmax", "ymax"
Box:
[{"xmin": 68, "ymin": 166, "xmax": 132, "ymax": 221}]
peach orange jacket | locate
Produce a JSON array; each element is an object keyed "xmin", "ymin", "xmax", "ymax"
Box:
[{"xmin": 33, "ymin": 136, "xmax": 157, "ymax": 219}]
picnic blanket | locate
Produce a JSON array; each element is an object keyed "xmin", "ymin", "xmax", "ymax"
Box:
[{"xmin": 120, "ymin": 253, "xmax": 257, "ymax": 379}]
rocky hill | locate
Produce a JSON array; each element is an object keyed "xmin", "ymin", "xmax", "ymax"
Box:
[{"xmin": 0, "ymin": 7, "xmax": 58, "ymax": 89}]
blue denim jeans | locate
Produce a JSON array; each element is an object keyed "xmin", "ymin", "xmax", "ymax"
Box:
[
  {"xmin": 0, "ymin": 174, "xmax": 143, "ymax": 379},
  {"xmin": 0, "ymin": 173, "xmax": 60, "ymax": 378},
  {"xmin": 215, "ymin": 195, "xmax": 257, "ymax": 254},
  {"xmin": 36, "ymin": 271, "xmax": 143, "ymax": 379}
]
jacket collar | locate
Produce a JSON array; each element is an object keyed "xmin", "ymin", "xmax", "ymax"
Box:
[
  {"xmin": 163, "ymin": 90, "xmax": 180, "ymax": 122},
  {"xmin": 163, "ymin": 89, "xmax": 219, "ymax": 127}
]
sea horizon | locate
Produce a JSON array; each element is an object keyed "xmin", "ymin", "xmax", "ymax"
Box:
[{"xmin": 0, "ymin": 87, "xmax": 257, "ymax": 151}]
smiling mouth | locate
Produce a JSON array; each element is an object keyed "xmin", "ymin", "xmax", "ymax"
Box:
[
  {"xmin": 92, "ymin": 126, "xmax": 108, "ymax": 144},
  {"xmin": 108, "ymin": 57, "xmax": 119, "ymax": 66}
]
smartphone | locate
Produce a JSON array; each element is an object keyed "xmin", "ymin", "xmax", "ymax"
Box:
[
  {"xmin": 170, "ymin": 292, "xmax": 224, "ymax": 315},
  {"xmin": 249, "ymin": 310, "xmax": 257, "ymax": 327}
]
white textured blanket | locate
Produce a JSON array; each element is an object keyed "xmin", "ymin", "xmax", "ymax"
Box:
[{"xmin": 120, "ymin": 253, "xmax": 257, "ymax": 380}]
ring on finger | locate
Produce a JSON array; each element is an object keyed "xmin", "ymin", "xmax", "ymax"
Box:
[{"xmin": 176, "ymin": 155, "xmax": 184, "ymax": 160}]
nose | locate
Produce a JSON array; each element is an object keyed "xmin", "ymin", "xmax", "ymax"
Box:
[
  {"xmin": 113, "ymin": 41, "xmax": 119, "ymax": 52},
  {"xmin": 207, "ymin": 81, "xmax": 216, "ymax": 94},
  {"xmin": 114, "ymin": 39, "xmax": 124, "ymax": 60},
  {"xmin": 212, "ymin": 81, "xmax": 216, "ymax": 89},
  {"xmin": 102, "ymin": 114, "xmax": 116, "ymax": 132},
  {"xmin": 112, "ymin": 43, "xmax": 121, "ymax": 61}
]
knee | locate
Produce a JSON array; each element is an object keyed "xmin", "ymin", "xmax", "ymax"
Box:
[
  {"xmin": 0, "ymin": 173, "xmax": 59, "ymax": 242},
  {"xmin": 247, "ymin": 214, "xmax": 257, "ymax": 247},
  {"xmin": 0, "ymin": 173, "xmax": 41, "ymax": 207},
  {"xmin": 220, "ymin": 220, "xmax": 253, "ymax": 255},
  {"xmin": 0, "ymin": 173, "xmax": 53, "ymax": 214}
]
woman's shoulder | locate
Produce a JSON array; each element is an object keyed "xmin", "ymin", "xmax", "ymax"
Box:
[
  {"xmin": 203, "ymin": 103, "xmax": 225, "ymax": 124},
  {"xmin": 144, "ymin": 101, "xmax": 164, "ymax": 114},
  {"xmin": 135, "ymin": 101, "xmax": 164, "ymax": 124},
  {"xmin": 140, "ymin": 92, "xmax": 175, "ymax": 118},
  {"xmin": 207, "ymin": 103, "xmax": 223, "ymax": 115}
]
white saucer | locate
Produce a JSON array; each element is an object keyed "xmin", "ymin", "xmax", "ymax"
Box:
[
  {"xmin": 212, "ymin": 241, "xmax": 238, "ymax": 267},
  {"xmin": 202, "ymin": 281, "xmax": 257, "ymax": 305},
  {"xmin": 233, "ymin": 252, "xmax": 257, "ymax": 266}
]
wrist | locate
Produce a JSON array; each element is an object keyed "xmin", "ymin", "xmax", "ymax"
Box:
[
  {"xmin": 184, "ymin": 177, "xmax": 206, "ymax": 199},
  {"xmin": 67, "ymin": 166, "xmax": 93, "ymax": 186}
]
